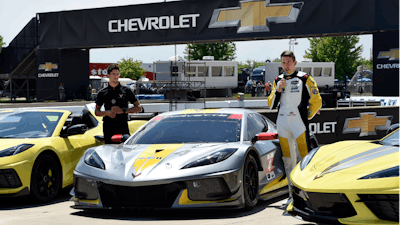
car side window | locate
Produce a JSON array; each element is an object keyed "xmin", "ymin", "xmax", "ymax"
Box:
[
  {"xmin": 255, "ymin": 114, "xmax": 269, "ymax": 132},
  {"xmin": 247, "ymin": 113, "xmax": 265, "ymax": 140},
  {"xmin": 260, "ymin": 115, "xmax": 277, "ymax": 133}
]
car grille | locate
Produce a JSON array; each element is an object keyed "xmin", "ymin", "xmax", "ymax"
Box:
[
  {"xmin": 74, "ymin": 176, "xmax": 99, "ymax": 200},
  {"xmin": 358, "ymin": 194, "xmax": 399, "ymax": 222},
  {"xmin": 292, "ymin": 186, "xmax": 357, "ymax": 218},
  {"xmin": 187, "ymin": 177, "xmax": 231, "ymax": 201},
  {"xmin": 0, "ymin": 169, "xmax": 22, "ymax": 188},
  {"xmin": 99, "ymin": 182, "xmax": 184, "ymax": 208}
]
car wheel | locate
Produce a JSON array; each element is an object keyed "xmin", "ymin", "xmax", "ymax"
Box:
[
  {"xmin": 30, "ymin": 154, "xmax": 61, "ymax": 203},
  {"xmin": 243, "ymin": 154, "xmax": 259, "ymax": 210}
]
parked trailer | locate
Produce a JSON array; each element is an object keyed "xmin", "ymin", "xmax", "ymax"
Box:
[
  {"xmin": 263, "ymin": 62, "xmax": 335, "ymax": 88},
  {"xmin": 154, "ymin": 60, "xmax": 238, "ymax": 97}
]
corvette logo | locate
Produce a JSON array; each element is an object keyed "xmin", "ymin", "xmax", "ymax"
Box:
[
  {"xmin": 377, "ymin": 49, "xmax": 399, "ymax": 61},
  {"xmin": 38, "ymin": 62, "xmax": 58, "ymax": 71},
  {"xmin": 342, "ymin": 112, "xmax": 392, "ymax": 137},
  {"xmin": 209, "ymin": 0, "xmax": 303, "ymax": 33}
]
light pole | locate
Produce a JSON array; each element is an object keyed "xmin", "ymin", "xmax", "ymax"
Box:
[{"xmin": 288, "ymin": 38, "xmax": 298, "ymax": 52}]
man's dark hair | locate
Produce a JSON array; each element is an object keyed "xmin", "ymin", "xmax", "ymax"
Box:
[
  {"xmin": 107, "ymin": 64, "xmax": 120, "ymax": 74},
  {"xmin": 280, "ymin": 50, "xmax": 296, "ymax": 62}
]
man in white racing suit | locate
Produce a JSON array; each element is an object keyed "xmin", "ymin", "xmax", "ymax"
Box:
[{"xmin": 268, "ymin": 50, "xmax": 322, "ymax": 205}]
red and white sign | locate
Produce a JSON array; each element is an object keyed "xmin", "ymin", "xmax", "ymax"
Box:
[
  {"xmin": 90, "ymin": 63, "xmax": 113, "ymax": 77},
  {"xmin": 90, "ymin": 63, "xmax": 155, "ymax": 80}
]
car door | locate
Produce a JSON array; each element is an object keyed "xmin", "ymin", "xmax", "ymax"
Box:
[
  {"xmin": 247, "ymin": 113, "xmax": 279, "ymax": 185},
  {"xmin": 55, "ymin": 113, "xmax": 103, "ymax": 186}
]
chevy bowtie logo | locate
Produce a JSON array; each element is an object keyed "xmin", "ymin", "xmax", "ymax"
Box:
[
  {"xmin": 39, "ymin": 62, "xmax": 58, "ymax": 71},
  {"xmin": 209, "ymin": 0, "xmax": 303, "ymax": 33},
  {"xmin": 377, "ymin": 49, "xmax": 399, "ymax": 61},
  {"xmin": 342, "ymin": 112, "xmax": 393, "ymax": 137}
]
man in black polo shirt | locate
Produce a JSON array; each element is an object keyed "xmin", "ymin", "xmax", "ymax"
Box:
[{"xmin": 95, "ymin": 64, "xmax": 141, "ymax": 144}]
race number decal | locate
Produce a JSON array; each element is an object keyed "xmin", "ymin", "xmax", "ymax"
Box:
[{"xmin": 266, "ymin": 152, "xmax": 274, "ymax": 173}]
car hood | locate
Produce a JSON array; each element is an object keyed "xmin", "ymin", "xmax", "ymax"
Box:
[
  {"xmin": 80, "ymin": 142, "xmax": 244, "ymax": 184},
  {"xmin": 0, "ymin": 138, "xmax": 38, "ymax": 150},
  {"xmin": 291, "ymin": 141, "xmax": 399, "ymax": 192}
]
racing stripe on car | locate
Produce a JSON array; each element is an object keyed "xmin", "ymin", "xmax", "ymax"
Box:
[
  {"xmin": 317, "ymin": 146, "xmax": 398, "ymax": 177},
  {"xmin": 259, "ymin": 175, "xmax": 288, "ymax": 195},
  {"xmin": 179, "ymin": 109, "xmax": 220, "ymax": 114},
  {"xmin": 133, "ymin": 144, "xmax": 185, "ymax": 174}
]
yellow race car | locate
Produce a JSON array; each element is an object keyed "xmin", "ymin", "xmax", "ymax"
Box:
[
  {"xmin": 286, "ymin": 127, "xmax": 399, "ymax": 225},
  {"xmin": 0, "ymin": 104, "xmax": 146, "ymax": 202}
]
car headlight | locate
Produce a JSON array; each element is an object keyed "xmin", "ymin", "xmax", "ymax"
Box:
[
  {"xmin": 359, "ymin": 166, "xmax": 399, "ymax": 179},
  {"xmin": 182, "ymin": 148, "xmax": 238, "ymax": 169},
  {"xmin": 0, "ymin": 144, "xmax": 34, "ymax": 158},
  {"xmin": 84, "ymin": 149, "xmax": 105, "ymax": 170},
  {"xmin": 300, "ymin": 147, "xmax": 320, "ymax": 171}
]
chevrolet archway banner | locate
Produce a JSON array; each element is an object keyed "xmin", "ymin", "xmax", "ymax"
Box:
[{"xmin": 38, "ymin": 0, "xmax": 398, "ymax": 49}]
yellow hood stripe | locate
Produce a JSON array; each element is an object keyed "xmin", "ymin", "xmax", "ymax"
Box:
[{"xmin": 133, "ymin": 144, "xmax": 184, "ymax": 174}]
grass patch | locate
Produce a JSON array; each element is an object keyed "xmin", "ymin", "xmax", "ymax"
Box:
[{"xmin": 0, "ymin": 99, "xmax": 35, "ymax": 103}]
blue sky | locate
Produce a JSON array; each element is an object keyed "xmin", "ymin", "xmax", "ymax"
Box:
[{"xmin": 0, "ymin": 0, "xmax": 372, "ymax": 65}]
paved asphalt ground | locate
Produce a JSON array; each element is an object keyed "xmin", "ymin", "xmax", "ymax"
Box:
[{"xmin": 0, "ymin": 189, "xmax": 316, "ymax": 225}]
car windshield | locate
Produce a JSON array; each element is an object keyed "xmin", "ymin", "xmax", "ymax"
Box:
[
  {"xmin": 380, "ymin": 130, "xmax": 399, "ymax": 147},
  {"xmin": 251, "ymin": 75, "xmax": 264, "ymax": 82},
  {"xmin": 125, "ymin": 113, "xmax": 242, "ymax": 144},
  {"xmin": 0, "ymin": 111, "xmax": 62, "ymax": 138}
]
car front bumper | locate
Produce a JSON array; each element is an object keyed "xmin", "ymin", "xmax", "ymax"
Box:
[{"xmin": 71, "ymin": 168, "xmax": 245, "ymax": 210}]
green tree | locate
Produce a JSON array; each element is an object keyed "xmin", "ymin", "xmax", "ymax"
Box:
[
  {"xmin": 117, "ymin": 57, "xmax": 146, "ymax": 80},
  {"xmin": 0, "ymin": 35, "xmax": 5, "ymax": 47},
  {"xmin": 0, "ymin": 35, "xmax": 5, "ymax": 53},
  {"xmin": 184, "ymin": 42, "xmax": 236, "ymax": 60},
  {"xmin": 355, "ymin": 57, "xmax": 373, "ymax": 71},
  {"xmin": 239, "ymin": 59, "xmax": 265, "ymax": 69},
  {"xmin": 304, "ymin": 36, "xmax": 363, "ymax": 81},
  {"xmin": 273, "ymin": 58, "xmax": 281, "ymax": 62}
]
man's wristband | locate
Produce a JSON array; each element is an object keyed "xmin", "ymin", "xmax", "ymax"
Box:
[{"xmin": 123, "ymin": 108, "xmax": 126, "ymax": 114}]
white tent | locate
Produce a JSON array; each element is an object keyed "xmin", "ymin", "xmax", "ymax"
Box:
[{"xmin": 168, "ymin": 55, "xmax": 185, "ymax": 61}]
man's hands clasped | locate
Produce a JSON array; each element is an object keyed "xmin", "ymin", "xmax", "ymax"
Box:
[{"xmin": 110, "ymin": 105, "xmax": 142, "ymax": 116}]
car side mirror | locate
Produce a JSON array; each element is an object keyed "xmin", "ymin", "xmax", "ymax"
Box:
[
  {"xmin": 66, "ymin": 124, "xmax": 87, "ymax": 135},
  {"xmin": 258, "ymin": 132, "xmax": 278, "ymax": 140},
  {"xmin": 111, "ymin": 134, "xmax": 130, "ymax": 143},
  {"xmin": 252, "ymin": 132, "xmax": 278, "ymax": 144}
]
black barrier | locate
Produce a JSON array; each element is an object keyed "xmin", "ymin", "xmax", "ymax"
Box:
[
  {"xmin": 35, "ymin": 49, "xmax": 89, "ymax": 101},
  {"xmin": 373, "ymin": 31, "xmax": 399, "ymax": 97},
  {"xmin": 259, "ymin": 106, "xmax": 399, "ymax": 145}
]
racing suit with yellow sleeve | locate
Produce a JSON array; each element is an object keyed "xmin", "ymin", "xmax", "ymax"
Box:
[{"xmin": 268, "ymin": 71, "xmax": 322, "ymax": 200}]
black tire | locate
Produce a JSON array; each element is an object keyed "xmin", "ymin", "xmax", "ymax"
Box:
[
  {"xmin": 243, "ymin": 154, "xmax": 259, "ymax": 210},
  {"xmin": 30, "ymin": 154, "xmax": 61, "ymax": 203}
]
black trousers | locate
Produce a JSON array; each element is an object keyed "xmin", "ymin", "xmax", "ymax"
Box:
[{"xmin": 103, "ymin": 122, "xmax": 130, "ymax": 144}]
